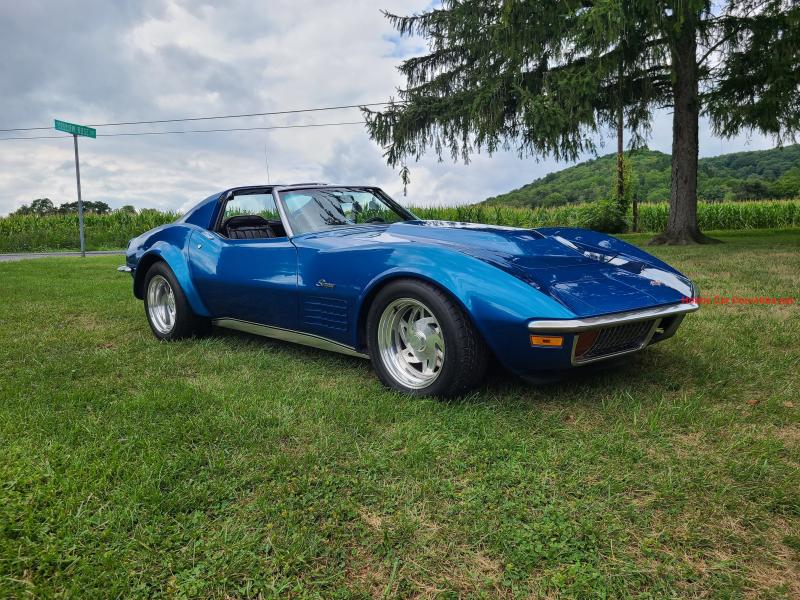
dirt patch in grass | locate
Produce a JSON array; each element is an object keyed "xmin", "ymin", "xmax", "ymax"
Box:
[
  {"xmin": 359, "ymin": 508, "xmax": 384, "ymax": 531},
  {"xmin": 636, "ymin": 509, "xmax": 800, "ymax": 599},
  {"xmin": 64, "ymin": 312, "xmax": 106, "ymax": 331},
  {"xmin": 733, "ymin": 423, "xmax": 800, "ymax": 447},
  {"xmin": 344, "ymin": 546, "xmax": 393, "ymax": 597},
  {"xmin": 407, "ymin": 547, "xmax": 506, "ymax": 598},
  {"xmin": 672, "ymin": 430, "xmax": 709, "ymax": 459},
  {"xmin": 352, "ymin": 507, "xmax": 505, "ymax": 597},
  {"xmin": 773, "ymin": 425, "xmax": 800, "ymax": 446},
  {"xmin": 458, "ymin": 551, "xmax": 505, "ymax": 594},
  {"xmin": 744, "ymin": 518, "xmax": 800, "ymax": 599},
  {"xmin": 754, "ymin": 424, "xmax": 800, "ymax": 452}
]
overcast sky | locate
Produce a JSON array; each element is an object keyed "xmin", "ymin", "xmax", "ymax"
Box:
[{"xmin": 0, "ymin": 0, "xmax": 777, "ymax": 216}]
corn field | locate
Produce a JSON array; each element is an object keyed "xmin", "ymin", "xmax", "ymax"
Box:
[
  {"xmin": 1, "ymin": 200, "xmax": 798, "ymax": 252},
  {"xmin": 412, "ymin": 200, "xmax": 800, "ymax": 232},
  {"xmin": 639, "ymin": 200, "xmax": 800, "ymax": 232},
  {"xmin": 0, "ymin": 211, "xmax": 178, "ymax": 252}
]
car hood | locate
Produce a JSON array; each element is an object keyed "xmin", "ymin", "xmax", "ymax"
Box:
[{"xmin": 308, "ymin": 220, "xmax": 694, "ymax": 318}]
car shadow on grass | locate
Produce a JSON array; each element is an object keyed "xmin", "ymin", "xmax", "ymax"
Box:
[
  {"xmin": 476, "ymin": 342, "xmax": 712, "ymax": 409},
  {"xmin": 209, "ymin": 325, "xmax": 368, "ymax": 365},
  {"xmin": 211, "ymin": 324, "xmax": 710, "ymax": 409}
]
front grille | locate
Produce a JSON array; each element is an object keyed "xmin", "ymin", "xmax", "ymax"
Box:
[{"xmin": 578, "ymin": 319, "xmax": 655, "ymax": 361}]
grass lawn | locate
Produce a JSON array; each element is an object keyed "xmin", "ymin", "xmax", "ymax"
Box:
[{"xmin": 0, "ymin": 229, "xmax": 798, "ymax": 598}]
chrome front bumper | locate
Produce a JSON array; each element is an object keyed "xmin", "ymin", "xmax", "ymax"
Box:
[
  {"xmin": 528, "ymin": 302, "xmax": 699, "ymax": 333},
  {"xmin": 528, "ymin": 303, "xmax": 699, "ymax": 366}
]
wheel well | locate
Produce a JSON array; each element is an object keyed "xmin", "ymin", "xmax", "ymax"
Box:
[
  {"xmin": 356, "ymin": 275, "xmax": 482, "ymax": 353},
  {"xmin": 133, "ymin": 254, "xmax": 164, "ymax": 299}
]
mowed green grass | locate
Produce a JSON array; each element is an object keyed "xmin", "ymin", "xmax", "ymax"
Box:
[{"xmin": 0, "ymin": 230, "xmax": 798, "ymax": 599}]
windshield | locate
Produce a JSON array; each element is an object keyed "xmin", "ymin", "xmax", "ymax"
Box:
[{"xmin": 279, "ymin": 187, "xmax": 414, "ymax": 235}]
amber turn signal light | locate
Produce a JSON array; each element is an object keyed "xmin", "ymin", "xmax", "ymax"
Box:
[{"xmin": 530, "ymin": 335, "xmax": 563, "ymax": 348}]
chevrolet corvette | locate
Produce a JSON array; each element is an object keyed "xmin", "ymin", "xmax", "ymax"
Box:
[{"xmin": 120, "ymin": 184, "xmax": 698, "ymax": 396}]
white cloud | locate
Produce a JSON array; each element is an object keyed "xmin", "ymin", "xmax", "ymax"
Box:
[{"xmin": 0, "ymin": 0, "xmax": 778, "ymax": 215}]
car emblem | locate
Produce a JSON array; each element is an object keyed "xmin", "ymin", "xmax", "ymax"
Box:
[
  {"xmin": 316, "ymin": 279, "xmax": 336, "ymax": 289},
  {"xmin": 649, "ymin": 280, "xmax": 662, "ymax": 286}
]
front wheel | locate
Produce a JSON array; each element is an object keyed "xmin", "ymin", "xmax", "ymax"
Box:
[
  {"xmin": 367, "ymin": 279, "xmax": 488, "ymax": 397},
  {"xmin": 143, "ymin": 261, "xmax": 210, "ymax": 340}
]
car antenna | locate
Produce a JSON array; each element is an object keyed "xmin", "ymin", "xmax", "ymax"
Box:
[{"xmin": 263, "ymin": 141, "xmax": 271, "ymax": 184}]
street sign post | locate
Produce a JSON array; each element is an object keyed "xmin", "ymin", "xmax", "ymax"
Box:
[{"xmin": 55, "ymin": 120, "xmax": 96, "ymax": 258}]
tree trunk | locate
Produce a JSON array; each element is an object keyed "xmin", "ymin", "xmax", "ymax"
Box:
[
  {"xmin": 616, "ymin": 101, "xmax": 624, "ymax": 202},
  {"xmin": 649, "ymin": 10, "xmax": 719, "ymax": 245}
]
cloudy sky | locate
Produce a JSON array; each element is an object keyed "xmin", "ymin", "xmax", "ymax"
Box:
[{"xmin": 0, "ymin": 0, "xmax": 777, "ymax": 216}]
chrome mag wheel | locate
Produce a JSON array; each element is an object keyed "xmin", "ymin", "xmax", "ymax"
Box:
[
  {"xmin": 146, "ymin": 274, "xmax": 177, "ymax": 335},
  {"xmin": 377, "ymin": 298, "xmax": 445, "ymax": 389}
]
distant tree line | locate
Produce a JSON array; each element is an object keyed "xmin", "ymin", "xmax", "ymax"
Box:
[
  {"xmin": 483, "ymin": 146, "xmax": 800, "ymax": 208},
  {"xmin": 10, "ymin": 198, "xmax": 137, "ymax": 217}
]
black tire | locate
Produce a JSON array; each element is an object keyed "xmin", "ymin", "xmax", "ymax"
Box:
[
  {"xmin": 366, "ymin": 279, "xmax": 488, "ymax": 397},
  {"xmin": 143, "ymin": 261, "xmax": 210, "ymax": 340}
]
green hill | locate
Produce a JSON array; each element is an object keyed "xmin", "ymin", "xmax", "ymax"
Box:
[{"xmin": 482, "ymin": 145, "xmax": 800, "ymax": 207}]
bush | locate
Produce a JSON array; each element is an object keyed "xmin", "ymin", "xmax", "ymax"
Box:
[{"xmin": 580, "ymin": 198, "xmax": 629, "ymax": 233}]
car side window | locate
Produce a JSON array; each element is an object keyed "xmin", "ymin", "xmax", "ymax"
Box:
[
  {"xmin": 219, "ymin": 193, "xmax": 287, "ymax": 239},
  {"xmin": 223, "ymin": 193, "xmax": 280, "ymax": 222}
]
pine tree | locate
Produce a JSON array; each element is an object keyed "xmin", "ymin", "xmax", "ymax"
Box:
[{"xmin": 364, "ymin": 0, "xmax": 800, "ymax": 244}]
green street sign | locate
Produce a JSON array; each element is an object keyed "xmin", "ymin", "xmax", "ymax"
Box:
[{"xmin": 55, "ymin": 119, "xmax": 96, "ymax": 138}]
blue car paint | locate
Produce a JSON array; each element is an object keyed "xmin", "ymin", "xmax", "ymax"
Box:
[
  {"xmin": 387, "ymin": 221, "xmax": 692, "ymax": 317},
  {"xmin": 126, "ymin": 223, "xmax": 212, "ymax": 317},
  {"xmin": 188, "ymin": 230, "xmax": 298, "ymax": 327},
  {"xmin": 178, "ymin": 191, "xmax": 224, "ymax": 228},
  {"xmin": 126, "ymin": 188, "xmax": 696, "ymax": 377},
  {"xmin": 291, "ymin": 226, "xmax": 576, "ymax": 372}
]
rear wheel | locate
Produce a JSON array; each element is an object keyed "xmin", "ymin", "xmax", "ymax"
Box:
[
  {"xmin": 143, "ymin": 261, "xmax": 209, "ymax": 340},
  {"xmin": 367, "ymin": 279, "xmax": 488, "ymax": 397}
]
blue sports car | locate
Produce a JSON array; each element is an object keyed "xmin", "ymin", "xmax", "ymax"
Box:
[{"xmin": 120, "ymin": 184, "xmax": 698, "ymax": 397}]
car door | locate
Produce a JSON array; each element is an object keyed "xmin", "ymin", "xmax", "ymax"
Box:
[{"xmin": 188, "ymin": 190, "xmax": 298, "ymax": 329}]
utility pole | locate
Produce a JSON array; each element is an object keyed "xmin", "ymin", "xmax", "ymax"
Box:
[{"xmin": 55, "ymin": 120, "xmax": 96, "ymax": 257}]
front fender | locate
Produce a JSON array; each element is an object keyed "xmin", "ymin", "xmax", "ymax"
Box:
[
  {"xmin": 354, "ymin": 246, "xmax": 575, "ymax": 369},
  {"xmin": 129, "ymin": 227, "xmax": 211, "ymax": 317}
]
